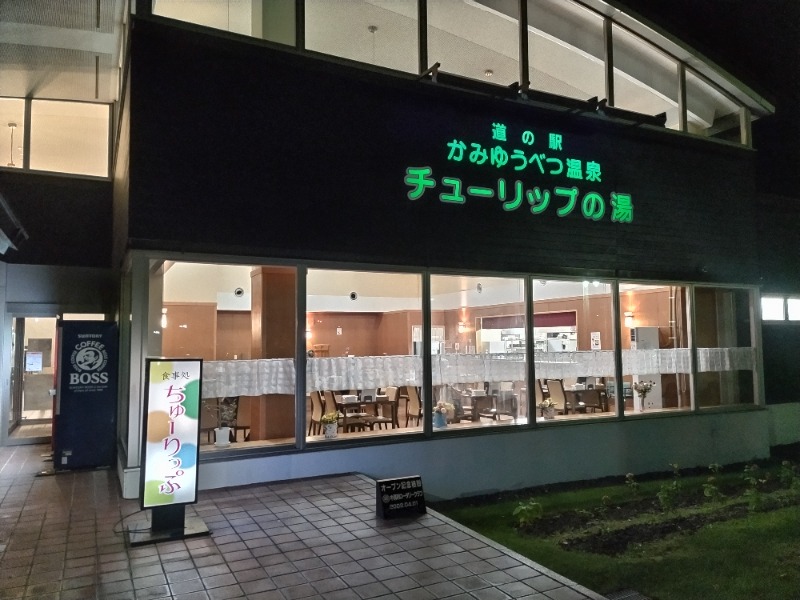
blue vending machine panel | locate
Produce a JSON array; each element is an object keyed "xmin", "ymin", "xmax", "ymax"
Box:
[{"xmin": 54, "ymin": 321, "xmax": 119, "ymax": 470}]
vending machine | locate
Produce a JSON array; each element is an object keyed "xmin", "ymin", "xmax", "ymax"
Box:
[
  {"xmin": 53, "ymin": 320, "xmax": 119, "ymax": 470},
  {"xmin": 630, "ymin": 326, "xmax": 662, "ymax": 411}
]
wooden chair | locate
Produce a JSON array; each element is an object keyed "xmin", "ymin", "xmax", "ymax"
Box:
[
  {"xmin": 322, "ymin": 390, "xmax": 338, "ymax": 416},
  {"xmin": 546, "ymin": 380, "xmax": 570, "ymax": 415},
  {"xmin": 308, "ymin": 391, "xmax": 324, "ymax": 435},
  {"xmin": 368, "ymin": 386, "xmax": 397, "ymax": 429},
  {"xmin": 535, "ymin": 379, "xmax": 545, "ymax": 405},
  {"xmin": 578, "ymin": 389, "xmax": 603, "ymax": 413},
  {"xmin": 405, "ymin": 385, "xmax": 422, "ymax": 427}
]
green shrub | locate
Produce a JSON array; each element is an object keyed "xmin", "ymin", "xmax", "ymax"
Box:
[
  {"xmin": 625, "ymin": 473, "xmax": 639, "ymax": 497},
  {"xmin": 778, "ymin": 460, "xmax": 797, "ymax": 489},
  {"xmin": 743, "ymin": 463, "xmax": 767, "ymax": 512},
  {"xmin": 513, "ymin": 498, "xmax": 543, "ymax": 527},
  {"xmin": 657, "ymin": 463, "xmax": 682, "ymax": 511},
  {"xmin": 702, "ymin": 463, "xmax": 723, "ymax": 503}
]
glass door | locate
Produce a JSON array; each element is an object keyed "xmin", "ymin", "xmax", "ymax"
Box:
[
  {"xmin": 8, "ymin": 317, "xmax": 58, "ymax": 443},
  {"xmin": 8, "ymin": 318, "xmax": 24, "ymax": 434}
]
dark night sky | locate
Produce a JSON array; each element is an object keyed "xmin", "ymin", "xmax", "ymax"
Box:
[{"xmin": 619, "ymin": 0, "xmax": 800, "ymax": 197}]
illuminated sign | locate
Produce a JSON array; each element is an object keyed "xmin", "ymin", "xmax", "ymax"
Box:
[
  {"xmin": 405, "ymin": 121, "xmax": 634, "ymax": 223},
  {"xmin": 140, "ymin": 358, "xmax": 202, "ymax": 509}
]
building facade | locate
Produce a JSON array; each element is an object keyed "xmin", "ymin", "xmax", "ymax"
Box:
[{"xmin": 1, "ymin": 1, "xmax": 799, "ymax": 502}]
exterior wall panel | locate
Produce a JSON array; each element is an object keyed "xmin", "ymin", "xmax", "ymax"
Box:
[
  {"xmin": 129, "ymin": 19, "xmax": 758, "ymax": 285},
  {"xmin": 0, "ymin": 172, "xmax": 112, "ymax": 268}
]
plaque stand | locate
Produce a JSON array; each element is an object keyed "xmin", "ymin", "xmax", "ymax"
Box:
[{"xmin": 125, "ymin": 504, "xmax": 210, "ymax": 547}]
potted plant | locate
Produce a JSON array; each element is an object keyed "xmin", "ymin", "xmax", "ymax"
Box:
[
  {"xmin": 202, "ymin": 398, "xmax": 238, "ymax": 447},
  {"xmin": 538, "ymin": 398, "xmax": 557, "ymax": 420},
  {"xmin": 433, "ymin": 400, "xmax": 454, "ymax": 428},
  {"xmin": 632, "ymin": 380, "xmax": 655, "ymax": 412},
  {"xmin": 320, "ymin": 411, "xmax": 340, "ymax": 439}
]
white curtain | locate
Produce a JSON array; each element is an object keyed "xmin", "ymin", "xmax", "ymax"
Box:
[{"xmin": 201, "ymin": 348, "xmax": 756, "ymax": 398}]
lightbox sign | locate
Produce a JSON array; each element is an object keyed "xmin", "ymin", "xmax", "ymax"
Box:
[
  {"xmin": 405, "ymin": 121, "xmax": 634, "ymax": 223},
  {"xmin": 140, "ymin": 358, "xmax": 202, "ymax": 509}
]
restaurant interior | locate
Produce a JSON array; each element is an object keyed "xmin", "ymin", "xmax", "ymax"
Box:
[{"xmin": 153, "ymin": 261, "xmax": 755, "ymax": 449}]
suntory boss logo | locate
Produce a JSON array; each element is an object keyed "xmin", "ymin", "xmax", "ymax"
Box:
[{"xmin": 69, "ymin": 340, "xmax": 109, "ymax": 385}]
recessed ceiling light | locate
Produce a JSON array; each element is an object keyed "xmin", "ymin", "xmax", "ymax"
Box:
[{"xmin": 484, "ymin": 69, "xmax": 494, "ymax": 77}]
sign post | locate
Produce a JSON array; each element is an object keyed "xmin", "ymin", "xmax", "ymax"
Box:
[{"xmin": 127, "ymin": 358, "xmax": 210, "ymax": 546}]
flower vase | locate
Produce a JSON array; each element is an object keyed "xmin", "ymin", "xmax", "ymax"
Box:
[
  {"xmin": 323, "ymin": 423, "xmax": 338, "ymax": 439},
  {"xmin": 214, "ymin": 426, "xmax": 231, "ymax": 447},
  {"xmin": 543, "ymin": 407, "xmax": 556, "ymax": 420},
  {"xmin": 433, "ymin": 411, "xmax": 447, "ymax": 429}
]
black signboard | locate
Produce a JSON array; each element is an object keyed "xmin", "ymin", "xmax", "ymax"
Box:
[{"xmin": 376, "ymin": 475, "xmax": 426, "ymax": 519}]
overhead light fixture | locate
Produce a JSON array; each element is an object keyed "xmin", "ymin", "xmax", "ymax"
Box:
[
  {"xmin": 368, "ymin": 25, "xmax": 378, "ymax": 63},
  {"xmin": 624, "ymin": 311, "xmax": 634, "ymax": 328},
  {"xmin": 484, "ymin": 69, "xmax": 494, "ymax": 77},
  {"xmin": 7, "ymin": 123, "xmax": 16, "ymax": 167}
]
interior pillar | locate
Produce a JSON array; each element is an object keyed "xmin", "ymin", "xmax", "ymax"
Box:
[{"xmin": 248, "ymin": 266, "xmax": 296, "ymax": 440}]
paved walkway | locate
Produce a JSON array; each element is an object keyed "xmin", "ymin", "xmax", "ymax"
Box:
[{"xmin": 0, "ymin": 444, "xmax": 606, "ymax": 600}]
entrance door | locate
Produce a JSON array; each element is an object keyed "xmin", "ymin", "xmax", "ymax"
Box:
[{"xmin": 8, "ymin": 317, "xmax": 58, "ymax": 444}]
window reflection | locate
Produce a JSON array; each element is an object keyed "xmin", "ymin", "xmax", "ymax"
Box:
[
  {"xmin": 306, "ymin": 269, "xmax": 422, "ymax": 441},
  {"xmin": 30, "ymin": 100, "xmax": 109, "ymax": 177},
  {"xmin": 694, "ymin": 287, "xmax": 756, "ymax": 407},
  {"xmin": 527, "ymin": 0, "xmax": 605, "ymax": 101},
  {"xmin": 612, "ymin": 24, "xmax": 678, "ymax": 129},
  {"xmin": 428, "ymin": 0, "xmax": 518, "ymax": 85},
  {"xmin": 152, "ymin": 261, "xmax": 298, "ymax": 451},
  {"xmin": 686, "ymin": 69, "xmax": 741, "ymax": 142},
  {"xmin": 431, "ymin": 275, "xmax": 527, "ymax": 429},
  {"xmin": 0, "ymin": 98, "xmax": 25, "ymax": 169},
  {"xmin": 306, "ymin": 0, "xmax": 418, "ymax": 73},
  {"xmin": 619, "ymin": 283, "xmax": 692, "ymax": 413},
  {"xmin": 533, "ymin": 279, "xmax": 616, "ymax": 420}
]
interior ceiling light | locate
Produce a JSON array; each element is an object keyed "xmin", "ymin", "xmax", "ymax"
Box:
[
  {"xmin": 368, "ymin": 25, "xmax": 378, "ymax": 63},
  {"xmin": 484, "ymin": 69, "xmax": 494, "ymax": 77},
  {"xmin": 7, "ymin": 123, "xmax": 16, "ymax": 167}
]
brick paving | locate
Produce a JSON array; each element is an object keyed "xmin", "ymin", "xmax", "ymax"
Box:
[{"xmin": 0, "ymin": 444, "xmax": 606, "ymax": 599}]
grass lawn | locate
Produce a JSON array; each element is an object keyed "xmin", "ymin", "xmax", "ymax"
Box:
[{"xmin": 433, "ymin": 466, "xmax": 800, "ymax": 600}]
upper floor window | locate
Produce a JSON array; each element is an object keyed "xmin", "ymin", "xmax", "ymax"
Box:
[{"xmin": 762, "ymin": 296, "xmax": 800, "ymax": 322}]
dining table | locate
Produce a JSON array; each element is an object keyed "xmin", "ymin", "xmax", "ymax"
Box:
[{"xmin": 336, "ymin": 393, "xmax": 399, "ymax": 431}]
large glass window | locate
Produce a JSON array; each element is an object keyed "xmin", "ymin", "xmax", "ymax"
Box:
[
  {"xmin": 612, "ymin": 24, "xmax": 679, "ymax": 129},
  {"xmin": 430, "ymin": 275, "xmax": 527, "ymax": 430},
  {"xmin": 694, "ymin": 287, "xmax": 756, "ymax": 407},
  {"xmin": 152, "ymin": 260, "xmax": 297, "ymax": 451},
  {"xmin": 0, "ymin": 98, "xmax": 25, "ymax": 169},
  {"xmin": 533, "ymin": 279, "xmax": 616, "ymax": 420},
  {"xmin": 306, "ymin": 0, "xmax": 418, "ymax": 73},
  {"xmin": 527, "ymin": 0, "xmax": 605, "ymax": 101},
  {"xmin": 686, "ymin": 69, "xmax": 742, "ymax": 141},
  {"xmin": 428, "ymin": 0, "xmax": 518, "ymax": 85},
  {"xmin": 619, "ymin": 283, "xmax": 692, "ymax": 414},
  {"xmin": 154, "ymin": 0, "xmax": 297, "ymax": 44},
  {"xmin": 788, "ymin": 298, "xmax": 800, "ymax": 321},
  {"xmin": 761, "ymin": 296, "xmax": 785, "ymax": 321},
  {"xmin": 30, "ymin": 100, "xmax": 109, "ymax": 177},
  {"xmin": 306, "ymin": 269, "xmax": 422, "ymax": 440}
]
